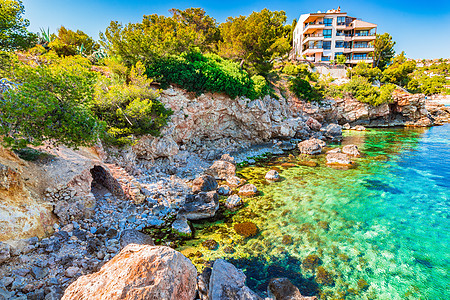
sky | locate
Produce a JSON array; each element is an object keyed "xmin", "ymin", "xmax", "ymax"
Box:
[{"xmin": 22, "ymin": 0, "xmax": 450, "ymax": 59}]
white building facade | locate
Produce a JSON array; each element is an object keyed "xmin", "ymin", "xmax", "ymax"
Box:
[{"xmin": 293, "ymin": 8, "xmax": 377, "ymax": 65}]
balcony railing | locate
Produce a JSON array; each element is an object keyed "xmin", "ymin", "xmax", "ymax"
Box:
[
  {"xmin": 353, "ymin": 44, "xmax": 374, "ymax": 48},
  {"xmin": 354, "ymin": 32, "xmax": 376, "ymax": 37},
  {"xmin": 304, "ymin": 33, "xmax": 323, "ymax": 38},
  {"xmin": 304, "ymin": 22, "xmax": 324, "ymax": 29}
]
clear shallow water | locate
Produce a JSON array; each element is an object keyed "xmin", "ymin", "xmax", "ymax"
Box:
[{"xmin": 180, "ymin": 124, "xmax": 450, "ymax": 300}]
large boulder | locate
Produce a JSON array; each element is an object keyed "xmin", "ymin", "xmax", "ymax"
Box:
[
  {"xmin": 265, "ymin": 170, "xmax": 280, "ymax": 181},
  {"xmin": 320, "ymin": 123, "xmax": 342, "ymax": 142},
  {"xmin": 342, "ymin": 145, "xmax": 361, "ymax": 157},
  {"xmin": 297, "ymin": 139, "xmax": 326, "ymax": 155},
  {"xmin": 178, "ymin": 191, "xmax": 219, "ymax": 220},
  {"xmin": 207, "ymin": 160, "xmax": 236, "ymax": 180},
  {"xmin": 192, "ymin": 175, "xmax": 218, "ymax": 193},
  {"xmin": 209, "ymin": 259, "xmax": 261, "ymax": 300},
  {"xmin": 62, "ymin": 245, "xmax": 197, "ymax": 300},
  {"xmin": 238, "ymin": 184, "xmax": 259, "ymax": 197},
  {"xmin": 171, "ymin": 217, "xmax": 192, "ymax": 238},
  {"xmin": 225, "ymin": 194, "xmax": 243, "ymax": 210},
  {"xmin": 326, "ymin": 153, "xmax": 353, "ymax": 165},
  {"xmin": 119, "ymin": 229, "xmax": 155, "ymax": 250},
  {"xmin": 306, "ymin": 117, "xmax": 322, "ymax": 131},
  {"xmin": 267, "ymin": 278, "xmax": 317, "ymax": 300}
]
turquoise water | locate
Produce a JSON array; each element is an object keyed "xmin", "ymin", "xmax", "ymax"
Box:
[{"xmin": 182, "ymin": 124, "xmax": 450, "ymax": 299}]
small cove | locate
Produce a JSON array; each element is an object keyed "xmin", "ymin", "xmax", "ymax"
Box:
[{"xmin": 180, "ymin": 124, "xmax": 450, "ymax": 299}]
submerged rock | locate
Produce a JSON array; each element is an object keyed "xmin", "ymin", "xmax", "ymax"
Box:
[
  {"xmin": 265, "ymin": 170, "xmax": 280, "ymax": 181},
  {"xmin": 268, "ymin": 277, "xmax": 317, "ymax": 300},
  {"xmin": 179, "ymin": 191, "xmax": 219, "ymax": 220},
  {"xmin": 209, "ymin": 259, "xmax": 261, "ymax": 300},
  {"xmin": 172, "ymin": 217, "xmax": 192, "ymax": 238},
  {"xmin": 119, "ymin": 229, "xmax": 155, "ymax": 249},
  {"xmin": 192, "ymin": 175, "xmax": 218, "ymax": 193},
  {"xmin": 352, "ymin": 125, "xmax": 366, "ymax": 131},
  {"xmin": 238, "ymin": 184, "xmax": 258, "ymax": 196},
  {"xmin": 326, "ymin": 153, "xmax": 353, "ymax": 165},
  {"xmin": 61, "ymin": 245, "xmax": 197, "ymax": 300},
  {"xmin": 298, "ymin": 139, "xmax": 326, "ymax": 155},
  {"xmin": 225, "ymin": 194, "xmax": 243, "ymax": 209},
  {"xmin": 202, "ymin": 239, "xmax": 219, "ymax": 250},
  {"xmin": 342, "ymin": 144, "xmax": 361, "ymax": 157},
  {"xmin": 234, "ymin": 222, "xmax": 258, "ymax": 238},
  {"xmin": 226, "ymin": 176, "xmax": 246, "ymax": 187}
]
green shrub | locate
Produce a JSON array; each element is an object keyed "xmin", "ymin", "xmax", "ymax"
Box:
[
  {"xmin": 282, "ymin": 62, "xmax": 318, "ymax": 81},
  {"xmin": 344, "ymin": 76, "xmax": 395, "ymax": 106},
  {"xmin": 289, "ymin": 77, "xmax": 322, "ymax": 102},
  {"xmin": 93, "ymin": 61, "xmax": 172, "ymax": 145},
  {"xmin": 146, "ymin": 51, "xmax": 269, "ymax": 99},
  {"xmin": 407, "ymin": 75, "xmax": 446, "ymax": 95},
  {"xmin": 347, "ymin": 62, "xmax": 382, "ymax": 83},
  {"xmin": 0, "ymin": 55, "xmax": 102, "ymax": 149}
]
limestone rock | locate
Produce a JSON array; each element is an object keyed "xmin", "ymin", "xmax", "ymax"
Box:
[
  {"xmin": 119, "ymin": 229, "xmax": 155, "ymax": 250},
  {"xmin": 171, "ymin": 217, "xmax": 192, "ymax": 238},
  {"xmin": 0, "ymin": 242, "xmax": 10, "ymax": 264},
  {"xmin": 265, "ymin": 170, "xmax": 280, "ymax": 181},
  {"xmin": 306, "ymin": 117, "xmax": 322, "ymax": 131},
  {"xmin": 267, "ymin": 278, "xmax": 317, "ymax": 300},
  {"xmin": 326, "ymin": 153, "xmax": 353, "ymax": 165},
  {"xmin": 179, "ymin": 191, "xmax": 219, "ymax": 220},
  {"xmin": 342, "ymin": 145, "xmax": 361, "ymax": 157},
  {"xmin": 225, "ymin": 194, "xmax": 243, "ymax": 209},
  {"xmin": 197, "ymin": 267, "xmax": 212, "ymax": 300},
  {"xmin": 207, "ymin": 160, "xmax": 236, "ymax": 180},
  {"xmin": 226, "ymin": 176, "xmax": 246, "ymax": 187},
  {"xmin": 133, "ymin": 136, "xmax": 179, "ymax": 160},
  {"xmin": 209, "ymin": 259, "xmax": 261, "ymax": 300},
  {"xmin": 217, "ymin": 185, "xmax": 232, "ymax": 196},
  {"xmin": 321, "ymin": 123, "xmax": 342, "ymax": 142},
  {"xmin": 298, "ymin": 139, "xmax": 326, "ymax": 155},
  {"xmin": 192, "ymin": 175, "xmax": 218, "ymax": 194},
  {"xmin": 53, "ymin": 195, "xmax": 96, "ymax": 224},
  {"xmin": 342, "ymin": 123, "xmax": 351, "ymax": 130},
  {"xmin": 61, "ymin": 245, "xmax": 197, "ymax": 300},
  {"xmin": 352, "ymin": 125, "xmax": 366, "ymax": 131},
  {"xmin": 326, "ymin": 148, "xmax": 341, "ymax": 154},
  {"xmin": 238, "ymin": 184, "xmax": 259, "ymax": 196}
]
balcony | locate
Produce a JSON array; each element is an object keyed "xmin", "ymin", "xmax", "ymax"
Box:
[
  {"xmin": 303, "ymin": 22, "xmax": 325, "ymax": 34},
  {"xmin": 302, "ymin": 33, "xmax": 324, "ymax": 44},
  {"xmin": 352, "ymin": 46, "xmax": 374, "ymax": 52},
  {"xmin": 303, "ymin": 47, "xmax": 324, "ymax": 55},
  {"xmin": 353, "ymin": 33, "xmax": 376, "ymax": 41}
]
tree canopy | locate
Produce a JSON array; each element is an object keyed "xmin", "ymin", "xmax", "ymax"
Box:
[
  {"xmin": 0, "ymin": 0, "xmax": 36, "ymax": 51},
  {"xmin": 373, "ymin": 33, "xmax": 395, "ymax": 70},
  {"xmin": 48, "ymin": 26, "xmax": 99, "ymax": 56},
  {"xmin": 218, "ymin": 9, "xmax": 291, "ymax": 75}
]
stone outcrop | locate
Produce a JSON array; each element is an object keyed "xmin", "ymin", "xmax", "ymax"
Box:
[
  {"xmin": 61, "ymin": 244, "xmax": 197, "ymax": 300},
  {"xmin": 320, "ymin": 123, "xmax": 342, "ymax": 142},
  {"xmin": 208, "ymin": 259, "xmax": 261, "ymax": 300},
  {"xmin": 298, "ymin": 139, "xmax": 326, "ymax": 155},
  {"xmin": 178, "ymin": 191, "xmax": 219, "ymax": 220},
  {"xmin": 267, "ymin": 278, "xmax": 317, "ymax": 300},
  {"xmin": 303, "ymin": 90, "xmax": 434, "ymax": 127}
]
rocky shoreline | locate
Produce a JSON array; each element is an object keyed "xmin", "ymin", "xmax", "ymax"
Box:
[{"xmin": 1, "ymin": 87, "xmax": 449, "ymax": 299}]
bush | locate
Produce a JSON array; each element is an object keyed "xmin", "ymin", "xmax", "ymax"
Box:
[
  {"xmin": 344, "ymin": 76, "xmax": 395, "ymax": 106},
  {"xmin": 347, "ymin": 62, "xmax": 382, "ymax": 83},
  {"xmin": 289, "ymin": 77, "xmax": 322, "ymax": 102},
  {"xmin": 93, "ymin": 61, "xmax": 172, "ymax": 145},
  {"xmin": 146, "ymin": 51, "xmax": 269, "ymax": 99},
  {"xmin": 282, "ymin": 62, "xmax": 318, "ymax": 81},
  {"xmin": 407, "ymin": 75, "xmax": 446, "ymax": 95},
  {"xmin": 0, "ymin": 55, "xmax": 102, "ymax": 149}
]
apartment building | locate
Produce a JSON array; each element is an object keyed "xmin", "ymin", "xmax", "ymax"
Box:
[{"xmin": 292, "ymin": 7, "xmax": 377, "ymax": 65}]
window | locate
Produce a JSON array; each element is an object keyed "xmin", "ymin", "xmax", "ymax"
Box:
[
  {"xmin": 323, "ymin": 41, "xmax": 331, "ymax": 50},
  {"xmin": 336, "ymin": 30, "xmax": 344, "ymax": 36},
  {"xmin": 354, "ymin": 42, "xmax": 368, "ymax": 48},
  {"xmin": 353, "ymin": 53, "xmax": 368, "ymax": 60},
  {"xmin": 321, "ymin": 56, "xmax": 330, "ymax": 61},
  {"xmin": 335, "ymin": 52, "xmax": 343, "ymax": 57},
  {"xmin": 344, "ymin": 41, "xmax": 352, "ymax": 48},
  {"xmin": 324, "ymin": 18, "xmax": 332, "ymax": 26},
  {"xmin": 337, "ymin": 16, "xmax": 345, "ymax": 25},
  {"xmin": 335, "ymin": 41, "xmax": 344, "ymax": 48},
  {"xmin": 323, "ymin": 29, "xmax": 332, "ymax": 38}
]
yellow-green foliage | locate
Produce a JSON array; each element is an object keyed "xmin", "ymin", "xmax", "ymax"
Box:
[
  {"xmin": 282, "ymin": 62, "xmax": 318, "ymax": 81},
  {"xmin": 347, "ymin": 62, "xmax": 382, "ymax": 83},
  {"xmin": 93, "ymin": 61, "xmax": 172, "ymax": 145},
  {"xmin": 381, "ymin": 52, "xmax": 416, "ymax": 87},
  {"xmin": 0, "ymin": 55, "xmax": 101, "ymax": 149},
  {"xmin": 48, "ymin": 26, "xmax": 99, "ymax": 57},
  {"xmin": 344, "ymin": 76, "xmax": 395, "ymax": 107}
]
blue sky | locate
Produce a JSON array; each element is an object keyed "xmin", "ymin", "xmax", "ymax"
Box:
[{"xmin": 22, "ymin": 0, "xmax": 450, "ymax": 59}]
